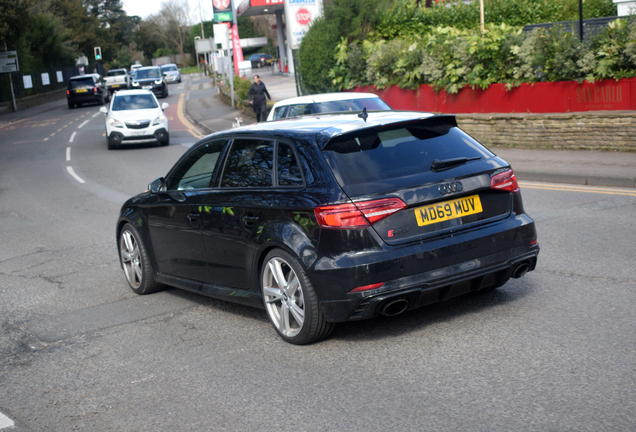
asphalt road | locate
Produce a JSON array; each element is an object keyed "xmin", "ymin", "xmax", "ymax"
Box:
[{"xmin": 0, "ymin": 78, "xmax": 634, "ymax": 431}]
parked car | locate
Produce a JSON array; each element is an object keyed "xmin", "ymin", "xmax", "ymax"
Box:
[
  {"xmin": 99, "ymin": 89, "xmax": 169, "ymax": 150},
  {"xmin": 104, "ymin": 68, "xmax": 130, "ymax": 95},
  {"xmin": 248, "ymin": 53, "xmax": 275, "ymax": 68},
  {"xmin": 267, "ymin": 92, "xmax": 392, "ymax": 121},
  {"xmin": 67, "ymin": 74, "xmax": 107, "ymax": 109},
  {"xmin": 115, "ymin": 111, "xmax": 539, "ymax": 344},
  {"xmin": 160, "ymin": 63, "xmax": 181, "ymax": 83},
  {"xmin": 130, "ymin": 66, "xmax": 168, "ymax": 98}
]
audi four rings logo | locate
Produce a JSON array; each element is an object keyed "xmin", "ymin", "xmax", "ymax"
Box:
[{"xmin": 438, "ymin": 182, "xmax": 463, "ymax": 195}]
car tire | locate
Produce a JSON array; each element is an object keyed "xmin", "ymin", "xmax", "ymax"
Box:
[
  {"xmin": 257, "ymin": 61, "xmax": 262, "ymax": 68},
  {"xmin": 68, "ymin": 101, "xmax": 74, "ymax": 109},
  {"xmin": 119, "ymin": 223, "xmax": 164, "ymax": 295},
  {"xmin": 160, "ymin": 135, "xmax": 169, "ymax": 146},
  {"xmin": 107, "ymin": 140, "xmax": 116, "ymax": 150},
  {"xmin": 261, "ymin": 249, "xmax": 334, "ymax": 345}
]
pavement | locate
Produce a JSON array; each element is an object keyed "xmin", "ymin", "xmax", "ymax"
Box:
[{"xmin": 2, "ymin": 70, "xmax": 634, "ymax": 189}]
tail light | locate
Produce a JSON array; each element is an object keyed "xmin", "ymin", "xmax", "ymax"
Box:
[
  {"xmin": 314, "ymin": 198, "xmax": 407, "ymax": 229},
  {"xmin": 491, "ymin": 169, "xmax": 519, "ymax": 193},
  {"xmin": 93, "ymin": 86, "xmax": 98, "ymax": 93},
  {"xmin": 66, "ymin": 90, "xmax": 69, "ymax": 96}
]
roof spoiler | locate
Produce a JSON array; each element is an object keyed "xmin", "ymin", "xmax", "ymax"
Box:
[{"xmin": 320, "ymin": 114, "xmax": 458, "ymax": 150}]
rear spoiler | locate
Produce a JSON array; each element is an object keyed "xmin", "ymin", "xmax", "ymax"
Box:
[{"xmin": 320, "ymin": 114, "xmax": 458, "ymax": 151}]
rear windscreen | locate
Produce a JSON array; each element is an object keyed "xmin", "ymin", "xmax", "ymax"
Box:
[
  {"xmin": 107, "ymin": 70, "xmax": 126, "ymax": 76},
  {"xmin": 322, "ymin": 126, "xmax": 493, "ymax": 186},
  {"xmin": 314, "ymin": 99, "xmax": 391, "ymax": 113},
  {"xmin": 69, "ymin": 78, "xmax": 94, "ymax": 88}
]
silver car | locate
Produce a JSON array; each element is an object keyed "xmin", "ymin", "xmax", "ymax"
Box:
[{"xmin": 160, "ymin": 63, "xmax": 181, "ymax": 84}]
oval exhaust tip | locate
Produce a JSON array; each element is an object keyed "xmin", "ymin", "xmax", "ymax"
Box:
[
  {"xmin": 381, "ymin": 299, "xmax": 409, "ymax": 317},
  {"xmin": 512, "ymin": 263, "xmax": 530, "ymax": 279}
]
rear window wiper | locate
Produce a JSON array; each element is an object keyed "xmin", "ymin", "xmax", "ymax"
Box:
[{"xmin": 431, "ymin": 156, "xmax": 481, "ymax": 172}]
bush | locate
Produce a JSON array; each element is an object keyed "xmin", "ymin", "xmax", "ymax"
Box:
[
  {"xmin": 298, "ymin": 17, "xmax": 340, "ymax": 94},
  {"xmin": 299, "ymin": 0, "xmax": 391, "ymax": 93},
  {"xmin": 329, "ymin": 17, "xmax": 636, "ymax": 94},
  {"xmin": 374, "ymin": 0, "xmax": 617, "ymax": 40},
  {"xmin": 233, "ymin": 75, "xmax": 252, "ymax": 101}
]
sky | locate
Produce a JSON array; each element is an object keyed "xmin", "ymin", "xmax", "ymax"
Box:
[{"xmin": 121, "ymin": 0, "xmax": 215, "ymax": 22}]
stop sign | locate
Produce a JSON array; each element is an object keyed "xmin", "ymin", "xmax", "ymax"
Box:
[{"xmin": 296, "ymin": 8, "xmax": 311, "ymax": 25}]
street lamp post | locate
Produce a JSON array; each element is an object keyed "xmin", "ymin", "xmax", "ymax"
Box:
[{"xmin": 579, "ymin": 0, "xmax": 584, "ymax": 41}]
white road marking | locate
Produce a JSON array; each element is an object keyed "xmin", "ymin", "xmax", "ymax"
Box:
[
  {"xmin": 92, "ymin": 111, "xmax": 101, "ymax": 118},
  {"xmin": 66, "ymin": 166, "xmax": 85, "ymax": 184},
  {"xmin": 0, "ymin": 411, "xmax": 15, "ymax": 429},
  {"xmin": 66, "ymin": 147, "xmax": 71, "ymax": 161},
  {"xmin": 69, "ymin": 132, "xmax": 76, "ymax": 142},
  {"xmin": 78, "ymin": 120, "xmax": 89, "ymax": 129}
]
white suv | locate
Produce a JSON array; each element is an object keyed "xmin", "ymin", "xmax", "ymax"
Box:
[{"xmin": 100, "ymin": 89, "xmax": 169, "ymax": 150}]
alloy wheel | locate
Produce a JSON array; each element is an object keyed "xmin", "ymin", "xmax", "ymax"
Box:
[
  {"xmin": 120, "ymin": 229, "xmax": 142, "ymax": 289},
  {"xmin": 262, "ymin": 256, "xmax": 305, "ymax": 337}
]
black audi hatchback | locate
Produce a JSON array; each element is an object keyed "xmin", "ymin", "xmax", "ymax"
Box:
[{"xmin": 116, "ymin": 111, "xmax": 539, "ymax": 344}]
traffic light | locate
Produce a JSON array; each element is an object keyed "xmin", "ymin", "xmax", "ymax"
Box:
[{"xmin": 94, "ymin": 47, "xmax": 102, "ymax": 60}]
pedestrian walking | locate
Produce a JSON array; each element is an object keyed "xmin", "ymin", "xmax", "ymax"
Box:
[{"xmin": 247, "ymin": 75, "xmax": 271, "ymax": 122}]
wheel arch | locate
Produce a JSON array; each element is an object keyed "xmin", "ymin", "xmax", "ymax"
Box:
[
  {"xmin": 251, "ymin": 221, "xmax": 319, "ymax": 293},
  {"xmin": 116, "ymin": 209, "xmax": 158, "ymax": 273}
]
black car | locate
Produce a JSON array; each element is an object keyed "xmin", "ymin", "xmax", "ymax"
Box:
[
  {"xmin": 248, "ymin": 53, "xmax": 275, "ymax": 68},
  {"xmin": 67, "ymin": 74, "xmax": 107, "ymax": 109},
  {"xmin": 116, "ymin": 112, "xmax": 539, "ymax": 344},
  {"xmin": 130, "ymin": 66, "xmax": 168, "ymax": 98}
]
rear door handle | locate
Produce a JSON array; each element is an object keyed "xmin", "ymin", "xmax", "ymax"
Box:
[
  {"xmin": 242, "ymin": 215, "xmax": 260, "ymax": 223},
  {"xmin": 187, "ymin": 212, "xmax": 200, "ymax": 222}
]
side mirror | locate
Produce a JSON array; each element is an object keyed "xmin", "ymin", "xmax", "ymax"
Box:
[
  {"xmin": 148, "ymin": 177, "xmax": 167, "ymax": 194},
  {"xmin": 99, "ymin": 106, "xmax": 108, "ymax": 114},
  {"xmin": 161, "ymin": 102, "xmax": 169, "ymax": 110}
]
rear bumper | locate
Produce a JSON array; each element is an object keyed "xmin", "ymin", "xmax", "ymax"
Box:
[
  {"xmin": 68, "ymin": 94, "xmax": 101, "ymax": 104},
  {"xmin": 312, "ymin": 213, "xmax": 539, "ymax": 322},
  {"xmin": 319, "ymin": 249, "xmax": 538, "ymax": 322}
]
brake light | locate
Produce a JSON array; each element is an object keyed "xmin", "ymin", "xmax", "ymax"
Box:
[
  {"xmin": 93, "ymin": 86, "xmax": 98, "ymax": 93},
  {"xmin": 350, "ymin": 282, "xmax": 385, "ymax": 293},
  {"xmin": 66, "ymin": 90, "xmax": 69, "ymax": 96},
  {"xmin": 314, "ymin": 198, "xmax": 407, "ymax": 228},
  {"xmin": 491, "ymin": 169, "xmax": 519, "ymax": 192}
]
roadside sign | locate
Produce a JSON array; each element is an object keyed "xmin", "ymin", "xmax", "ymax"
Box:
[
  {"xmin": 0, "ymin": 51, "xmax": 19, "ymax": 73},
  {"xmin": 214, "ymin": 11, "xmax": 233, "ymax": 22}
]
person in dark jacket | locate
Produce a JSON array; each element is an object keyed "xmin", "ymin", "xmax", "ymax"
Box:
[{"xmin": 247, "ymin": 75, "xmax": 271, "ymax": 122}]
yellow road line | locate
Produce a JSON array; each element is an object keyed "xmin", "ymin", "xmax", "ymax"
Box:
[
  {"xmin": 519, "ymin": 181, "xmax": 636, "ymax": 197},
  {"xmin": 0, "ymin": 118, "xmax": 27, "ymax": 130},
  {"xmin": 177, "ymin": 93, "xmax": 203, "ymax": 139}
]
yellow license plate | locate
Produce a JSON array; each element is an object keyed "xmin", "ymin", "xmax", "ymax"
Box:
[
  {"xmin": 112, "ymin": 84, "xmax": 120, "ymax": 88},
  {"xmin": 75, "ymin": 89, "xmax": 87, "ymax": 93},
  {"xmin": 414, "ymin": 195, "xmax": 483, "ymax": 227}
]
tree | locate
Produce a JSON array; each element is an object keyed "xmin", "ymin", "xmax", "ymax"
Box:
[
  {"xmin": 154, "ymin": 0, "xmax": 192, "ymax": 65},
  {"xmin": 0, "ymin": 0, "xmax": 33, "ymax": 47}
]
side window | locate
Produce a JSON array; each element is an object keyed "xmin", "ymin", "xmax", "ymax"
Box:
[
  {"xmin": 166, "ymin": 140, "xmax": 225, "ymax": 190},
  {"xmin": 221, "ymin": 139, "xmax": 274, "ymax": 188},
  {"xmin": 277, "ymin": 143, "xmax": 303, "ymax": 186},
  {"xmin": 272, "ymin": 106, "xmax": 287, "ymax": 120}
]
